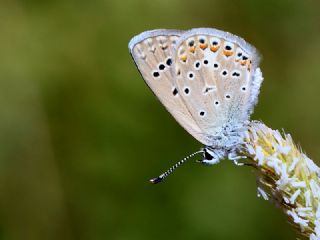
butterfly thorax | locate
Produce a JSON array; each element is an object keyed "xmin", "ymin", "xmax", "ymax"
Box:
[
  {"xmin": 200, "ymin": 121, "xmax": 247, "ymax": 164},
  {"xmin": 202, "ymin": 121, "xmax": 247, "ymax": 147}
]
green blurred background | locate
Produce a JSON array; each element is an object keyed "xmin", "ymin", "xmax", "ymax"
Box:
[{"xmin": 0, "ymin": 0, "xmax": 319, "ymax": 239}]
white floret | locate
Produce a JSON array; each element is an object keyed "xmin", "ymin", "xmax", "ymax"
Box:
[
  {"xmin": 304, "ymin": 190, "xmax": 311, "ymax": 207},
  {"xmin": 310, "ymin": 180, "xmax": 320, "ymax": 199},
  {"xmin": 290, "ymin": 189, "xmax": 301, "ymax": 204},
  {"xmin": 254, "ymin": 146, "xmax": 264, "ymax": 165},
  {"xmin": 288, "ymin": 157, "xmax": 299, "ymax": 173},
  {"xmin": 287, "ymin": 210, "xmax": 309, "ymax": 229},
  {"xmin": 257, "ymin": 187, "xmax": 269, "ymax": 200}
]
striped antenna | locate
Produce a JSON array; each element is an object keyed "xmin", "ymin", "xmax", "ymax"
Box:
[{"xmin": 149, "ymin": 150, "xmax": 204, "ymax": 184}]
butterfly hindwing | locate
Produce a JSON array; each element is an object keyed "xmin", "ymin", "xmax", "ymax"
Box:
[{"xmin": 172, "ymin": 28, "xmax": 263, "ymax": 145}]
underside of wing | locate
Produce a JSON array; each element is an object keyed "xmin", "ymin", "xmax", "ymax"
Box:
[
  {"xmin": 172, "ymin": 28, "xmax": 263, "ymax": 144},
  {"xmin": 129, "ymin": 30, "xmax": 207, "ymax": 144}
]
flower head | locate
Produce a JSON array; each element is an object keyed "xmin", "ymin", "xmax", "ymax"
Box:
[{"xmin": 241, "ymin": 121, "xmax": 320, "ymax": 239}]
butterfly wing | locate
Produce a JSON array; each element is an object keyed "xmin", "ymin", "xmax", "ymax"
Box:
[
  {"xmin": 172, "ymin": 28, "xmax": 263, "ymax": 145},
  {"xmin": 129, "ymin": 30, "xmax": 206, "ymax": 144}
]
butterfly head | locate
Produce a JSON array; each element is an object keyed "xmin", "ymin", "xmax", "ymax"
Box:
[{"xmin": 199, "ymin": 147, "xmax": 226, "ymax": 165}]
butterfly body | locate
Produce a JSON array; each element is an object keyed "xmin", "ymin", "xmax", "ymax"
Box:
[{"xmin": 129, "ymin": 28, "xmax": 263, "ymax": 168}]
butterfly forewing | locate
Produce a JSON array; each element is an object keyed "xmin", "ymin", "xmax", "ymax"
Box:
[
  {"xmin": 129, "ymin": 30, "xmax": 205, "ymax": 143},
  {"xmin": 172, "ymin": 28, "xmax": 262, "ymax": 144}
]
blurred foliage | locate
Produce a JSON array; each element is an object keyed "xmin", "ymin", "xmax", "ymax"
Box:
[{"xmin": 0, "ymin": 0, "xmax": 320, "ymax": 239}]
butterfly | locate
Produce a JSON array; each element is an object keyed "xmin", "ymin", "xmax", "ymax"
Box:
[{"xmin": 128, "ymin": 28, "xmax": 263, "ymax": 183}]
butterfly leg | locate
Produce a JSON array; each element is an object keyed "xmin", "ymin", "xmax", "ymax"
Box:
[
  {"xmin": 197, "ymin": 158, "xmax": 221, "ymax": 165},
  {"xmin": 228, "ymin": 150, "xmax": 246, "ymax": 166},
  {"xmin": 233, "ymin": 160, "xmax": 244, "ymax": 166}
]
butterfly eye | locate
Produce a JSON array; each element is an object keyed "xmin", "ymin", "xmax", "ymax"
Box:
[
  {"xmin": 203, "ymin": 59, "xmax": 209, "ymax": 65},
  {"xmin": 214, "ymin": 101, "xmax": 220, "ymax": 106},
  {"xmin": 225, "ymin": 94, "xmax": 231, "ymax": 99},
  {"xmin": 213, "ymin": 63, "xmax": 219, "ymax": 69},
  {"xmin": 204, "ymin": 149, "xmax": 214, "ymax": 160},
  {"xmin": 241, "ymin": 86, "xmax": 247, "ymax": 92}
]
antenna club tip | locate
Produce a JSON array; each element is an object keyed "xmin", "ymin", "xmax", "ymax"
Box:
[{"xmin": 149, "ymin": 177, "xmax": 163, "ymax": 184}]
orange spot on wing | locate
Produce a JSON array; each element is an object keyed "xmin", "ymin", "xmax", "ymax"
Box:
[
  {"xmin": 189, "ymin": 46, "xmax": 195, "ymax": 53},
  {"xmin": 200, "ymin": 43, "xmax": 208, "ymax": 49},
  {"xmin": 210, "ymin": 46, "xmax": 219, "ymax": 52},
  {"xmin": 223, "ymin": 50, "xmax": 233, "ymax": 57},
  {"xmin": 240, "ymin": 60, "xmax": 247, "ymax": 65},
  {"xmin": 180, "ymin": 55, "xmax": 187, "ymax": 62}
]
